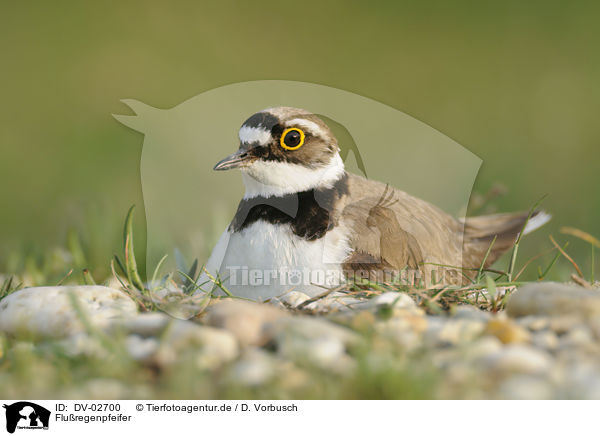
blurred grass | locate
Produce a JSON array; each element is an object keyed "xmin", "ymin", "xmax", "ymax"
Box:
[{"xmin": 0, "ymin": 0, "xmax": 599, "ymax": 278}]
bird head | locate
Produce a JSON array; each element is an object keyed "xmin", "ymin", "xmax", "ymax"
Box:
[{"xmin": 214, "ymin": 107, "xmax": 345, "ymax": 197}]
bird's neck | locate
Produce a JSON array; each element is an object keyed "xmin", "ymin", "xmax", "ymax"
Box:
[
  {"xmin": 230, "ymin": 172, "xmax": 350, "ymax": 240},
  {"xmin": 241, "ymin": 153, "xmax": 345, "ymax": 199}
]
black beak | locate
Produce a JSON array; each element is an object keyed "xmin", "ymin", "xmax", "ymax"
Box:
[{"xmin": 213, "ymin": 149, "xmax": 251, "ymax": 171}]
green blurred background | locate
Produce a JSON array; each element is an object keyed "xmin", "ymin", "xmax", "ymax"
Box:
[{"xmin": 1, "ymin": 0, "xmax": 598, "ymax": 281}]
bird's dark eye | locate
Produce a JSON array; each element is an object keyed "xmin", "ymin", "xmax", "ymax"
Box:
[{"xmin": 280, "ymin": 127, "xmax": 305, "ymax": 150}]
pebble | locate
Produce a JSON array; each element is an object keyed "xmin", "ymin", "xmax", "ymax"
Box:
[
  {"xmin": 464, "ymin": 336, "xmax": 503, "ymax": 362},
  {"xmin": 204, "ymin": 299, "xmax": 289, "ymax": 347},
  {"xmin": 0, "ymin": 286, "xmax": 138, "ymax": 338},
  {"xmin": 349, "ymin": 311, "xmax": 377, "ymax": 332},
  {"xmin": 351, "ymin": 292, "xmax": 421, "ymax": 316},
  {"xmin": 125, "ymin": 335, "xmax": 159, "ymax": 361},
  {"xmin": 515, "ymin": 316, "xmax": 550, "ymax": 331},
  {"xmin": 559, "ymin": 326, "xmax": 594, "ymax": 348},
  {"xmin": 228, "ymin": 348, "xmax": 277, "ymax": 386},
  {"xmin": 4, "ymin": 280, "xmax": 600, "ymax": 399},
  {"xmin": 277, "ymin": 335, "xmax": 354, "ymax": 373},
  {"xmin": 483, "ymin": 345, "xmax": 552, "ymax": 375},
  {"xmin": 549, "ymin": 316, "xmax": 583, "ymax": 335},
  {"xmin": 375, "ymin": 313, "xmax": 428, "ymax": 351},
  {"xmin": 113, "ymin": 312, "xmax": 172, "ymax": 337},
  {"xmin": 150, "ymin": 285, "xmax": 211, "ymax": 320},
  {"xmin": 485, "ymin": 318, "xmax": 531, "ymax": 344},
  {"xmin": 507, "ymin": 282, "xmax": 600, "ymax": 318},
  {"xmin": 303, "ymin": 292, "xmax": 365, "ymax": 312},
  {"xmin": 276, "ymin": 291, "xmax": 311, "ymax": 307},
  {"xmin": 55, "ymin": 333, "xmax": 108, "ymax": 358},
  {"xmin": 450, "ymin": 305, "xmax": 492, "ymax": 321},
  {"xmin": 531, "ymin": 331, "xmax": 559, "ymax": 351},
  {"xmin": 424, "ymin": 318, "xmax": 485, "ymax": 346},
  {"xmin": 498, "ymin": 375, "xmax": 554, "ymax": 400},
  {"xmin": 376, "ymin": 319, "xmax": 422, "ymax": 350},
  {"xmin": 268, "ymin": 317, "xmax": 358, "ymax": 372},
  {"xmin": 589, "ymin": 318, "xmax": 600, "ymax": 339},
  {"xmin": 267, "ymin": 316, "xmax": 359, "ymax": 347},
  {"xmin": 369, "ymin": 291, "xmax": 418, "ymax": 309},
  {"xmin": 155, "ymin": 321, "xmax": 239, "ymax": 369},
  {"xmin": 562, "ymin": 364, "xmax": 600, "ymax": 400}
]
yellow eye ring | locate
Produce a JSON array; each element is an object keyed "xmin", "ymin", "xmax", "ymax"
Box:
[{"xmin": 280, "ymin": 127, "xmax": 305, "ymax": 150}]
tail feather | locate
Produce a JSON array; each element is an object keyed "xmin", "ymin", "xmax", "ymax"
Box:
[
  {"xmin": 462, "ymin": 209, "xmax": 551, "ymax": 269},
  {"xmin": 523, "ymin": 210, "xmax": 552, "ymax": 235}
]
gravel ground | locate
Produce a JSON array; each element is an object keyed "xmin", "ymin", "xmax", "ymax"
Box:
[{"xmin": 1, "ymin": 282, "xmax": 600, "ymax": 399}]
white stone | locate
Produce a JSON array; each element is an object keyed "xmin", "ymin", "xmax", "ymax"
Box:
[
  {"xmin": 515, "ymin": 316, "xmax": 550, "ymax": 331},
  {"xmin": 0, "ymin": 286, "xmax": 138, "ymax": 338},
  {"xmin": 375, "ymin": 316, "xmax": 427, "ymax": 351},
  {"xmin": 373, "ymin": 292, "xmax": 417, "ymax": 308},
  {"xmin": 125, "ymin": 335, "xmax": 159, "ymax": 361},
  {"xmin": 276, "ymin": 291, "xmax": 311, "ymax": 307},
  {"xmin": 484, "ymin": 345, "xmax": 553, "ymax": 375},
  {"xmin": 549, "ymin": 316, "xmax": 583, "ymax": 335},
  {"xmin": 115, "ymin": 312, "xmax": 172, "ymax": 337},
  {"xmin": 267, "ymin": 316, "xmax": 359, "ymax": 346},
  {"xmin": 157, "ymin": 320, "xmax": 239, "ymax": 369},
  {"xmin": 149, "ymin": 285, "xmax": 210, "ymax": 320},
  {"xmin": 559, "ymin": 326, "xmax": 594, "ymax": 348},
  {"xmin": 464, "ymin": 336, "xmax": 504, "ymax": 362},
  {"xmin": 204, "ymin": 299, "xmax": 289, "ymax": 347},
  {"xmin": 302, "ymin": 292, "xmax": 365, "ymax": 312},
  {"xmin": 507, "ymin": 282, "xmax": 600, "ymax": 318},
  {"xmin": 308, "ymin": 336, "xmax": 345, "ymax": 364},
  {"xmin": 55, "ymin": 333, "xmax": 108, "ymax": 358},
  {"xmin": 451, "ymin": 305, "xmax": 491, "ymax": 321},
  {"xmin": 531, "ymin": 331, "xmax": 559, "ymax": 351},
  {"xmin": 498, "ymin": 375, "xmax": 554, "ymax": 400},
  {"xmin": 268, "ymin": 316, "xmax": 358, "ymax": 372},
  {"xmin": 562, "ymin": 363, "xmax": 600, "ymax": 400},
  {"xmin": 352, "ymin": 292, "xmax": 417, "ymax": 311},
  {"xmin": 278, "ymin": 335, "xmax": 352, "ymax": 373},
  {"xmin": 424, "ymin": 318, "xmax": 485, "ymax": 346},
  {"xmin": 229, "ymin": 349, "xmax": 276, "ymax": 386}
]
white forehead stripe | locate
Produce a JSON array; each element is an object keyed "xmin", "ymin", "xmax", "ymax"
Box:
[
  {"xmin": 286, "ymin": 118, "xmax": 323, "ymax": 135},
  {"xmin": 239, "ymin": 126, "xmax": 271, "ymax": 145}
]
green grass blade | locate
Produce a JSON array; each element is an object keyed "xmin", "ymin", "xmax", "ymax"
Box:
[
  {"xmin": 110, "ymin": 258, "xmax": 129, "ymax": 290},
  {"xmin": 485, "ymin": 274, "xmax": 497, "ymax": 310},
  {"xmin": 1, "ymin": 276, "xmax": 13, "ymax": 293},
  {"xmin": 476, "ymin": 235, "xmax": 497, "ymax": 283},
  {"xmin": 182, "ymin": 259, "xmax": 199, "ymax": 293},
  {"xmin": 82, "ymin": 269, "xmax": 97, "ymax": 285},
  {"xmin": 150, "ymin": 254, "xmax": 168, "ymax": 288},
  {"xmin": 56, "ymin": 269, "xmax": 73, "ymax": 285},
  {"xmin": 507, "ymin": 195, "xmax": 547, "ymax": 282},
  {"xmin": 113, "ymin": 254, "xmax": 127, "ymax": 276},
  {"xmin": 538, "ymin": 243, "xmax": 566, "ymax": 280},
  {"xmin": 123, "ymin": 205, "xmax": 145, "ymax": 292}
]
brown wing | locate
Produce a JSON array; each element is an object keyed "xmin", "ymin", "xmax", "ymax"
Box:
[
  {"xmin": 336, "ymin": 173, "xmax": 549, "ymax": 285},
  {"xmin": 338, "ymin": 173, "xmax": 464, "ymax": 278}
]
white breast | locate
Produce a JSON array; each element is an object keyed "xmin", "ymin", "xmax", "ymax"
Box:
[{"xmin": 198, "ymin": 221, "xmax": 352, "ymax": 301}]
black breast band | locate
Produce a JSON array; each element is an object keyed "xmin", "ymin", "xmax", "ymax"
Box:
[{"xmin": 229, "ymin": 173, "xmax": 349, "ymax": 241}]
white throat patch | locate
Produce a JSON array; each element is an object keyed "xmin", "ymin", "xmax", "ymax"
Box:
[{"xmin": 242, "ymin": 153, "xmax": 345, "ymax": 198}]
